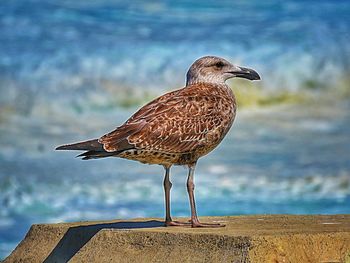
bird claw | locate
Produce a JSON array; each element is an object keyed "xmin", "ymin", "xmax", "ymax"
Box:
[
  {"xmin": 191, "ymin": 222, "xmax": 226, "ymax": 228},
  {"xmin": 191, "ymin": 218, "xmax": 226, "ymax": 228},
  {"xmin": 165, "ymin": 219, "xmax": 225, "ymax": 228},
  {"xmin": 165, "ymin": 220, "xmax": 192, "ymax": 227}
]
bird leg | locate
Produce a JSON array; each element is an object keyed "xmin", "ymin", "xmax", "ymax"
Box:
[
  {"xmin": 163, "ymin": 165, "xmax": 190, "ymax": 226},
  {"xmin": 187, "ymin": 163, "xmax": 225, "ymax": 228}
]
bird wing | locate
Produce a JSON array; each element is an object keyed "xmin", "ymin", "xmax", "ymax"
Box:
[{"xmin": 99, "ymin": 83, "xmax": 234, "ymax": 153}]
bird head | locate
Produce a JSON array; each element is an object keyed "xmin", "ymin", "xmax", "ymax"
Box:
[{"xmin": 186, "ymin": 56, "xmax": 260, "ymax": 86}]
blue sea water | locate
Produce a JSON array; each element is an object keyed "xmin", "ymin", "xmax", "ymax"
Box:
[
  {"xmin": 0, "ymin": 0, "xmax": 350, "ymax": 259},
  {"xmin": 1, "ymin": 0, "xmax": 350, "ymax": 110}
]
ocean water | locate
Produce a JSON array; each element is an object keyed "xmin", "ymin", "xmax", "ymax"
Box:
[
  {"xmin": 0, "ymin": 0, "xmax": 350, "ymax": 260},
  {"xmin": 1, "ymin": 0, "xmax": 350, "ymax": 112}
]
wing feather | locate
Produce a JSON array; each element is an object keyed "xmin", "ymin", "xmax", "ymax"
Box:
[{"xmin": 99, "ymin": 83, "xmax": 235, "ymax": 154}]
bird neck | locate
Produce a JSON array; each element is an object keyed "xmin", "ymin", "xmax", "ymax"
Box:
[{"xmin": 186, "ymin": 76, "xmax": 226, "ymax": 86}]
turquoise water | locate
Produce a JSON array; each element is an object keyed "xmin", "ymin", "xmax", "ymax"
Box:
[
  {"xmin": 1, "ymin": 0, "xmax": 350, "ymax": 112},
  {"xmin": 1, "ymin": 0, "xmax": 350, "ymax": 259}
]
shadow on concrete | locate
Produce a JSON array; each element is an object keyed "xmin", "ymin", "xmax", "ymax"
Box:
[{"xmin": 44, "ymin": 220, "xmax": 164, "ymax": 263}]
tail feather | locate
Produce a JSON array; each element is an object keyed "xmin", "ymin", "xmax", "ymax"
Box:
[
  {"xmin": 56, "ymin": 138, "xmax": 133, "ymax": 160},
  {"xmin": 56, "ymin": 139, "xmax": 103, "ymax": 151},
  {"xmin": 76, "ymin": 150, "xmax": 121, "ymax": 160}
]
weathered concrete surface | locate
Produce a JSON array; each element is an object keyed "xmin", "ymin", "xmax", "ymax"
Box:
[{"xmin": 4, "ymin": 215, "xmax": 350, "ymax": 263}]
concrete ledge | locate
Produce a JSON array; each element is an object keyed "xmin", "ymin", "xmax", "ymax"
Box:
[{"xmin": 4, "ymin": 215, "xmax": 350, "ymax": 263}]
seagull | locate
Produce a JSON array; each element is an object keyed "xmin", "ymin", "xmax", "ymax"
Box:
[{"xmin": 56, "ymin": 56, "xmax": 260, "ymax": 227}]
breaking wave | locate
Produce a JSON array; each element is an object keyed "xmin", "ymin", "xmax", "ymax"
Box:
[{"xmin": 1, "ymin": 170, "xmax": 349, "ymax": 228}]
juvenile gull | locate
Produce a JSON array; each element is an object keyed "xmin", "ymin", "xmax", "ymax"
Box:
[{"xmin": 56, "ymin": 56, "xmax": 260, "ymax": 227}]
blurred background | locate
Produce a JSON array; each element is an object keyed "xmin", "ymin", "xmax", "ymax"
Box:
[{"xmin": 1, "ymin": 0, "xmax": 350, "ymax": 259}]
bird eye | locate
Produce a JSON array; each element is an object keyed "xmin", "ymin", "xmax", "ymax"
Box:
[{"xmin": 214, "ymin": 61, "xmax": 225, "ymax": 68}]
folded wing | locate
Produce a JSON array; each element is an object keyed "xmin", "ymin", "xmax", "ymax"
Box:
[{"xmin": 99, "ymin": 83, "xmax": 233, "ymax": 154}]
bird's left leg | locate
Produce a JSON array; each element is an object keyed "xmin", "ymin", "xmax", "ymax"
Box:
[
  {"xmin": 187, "ymin": 162, "xmax": 225, "ymax": 228},
  {"xmin": 163, "ymin": 165, "xmax": 190, "ymax": 226}
]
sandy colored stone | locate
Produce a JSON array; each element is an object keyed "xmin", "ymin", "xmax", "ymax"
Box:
[{"xmin": 4, "ymin": 215, "xmax": 350, "ymax": 263}]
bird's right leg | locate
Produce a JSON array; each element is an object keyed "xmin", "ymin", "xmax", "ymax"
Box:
[
  {"xmin": 186, "ymin": 163, "xmax": 224, "ymax": 227},
  {"xmin": 163, "ymin": 165, "xmax": 190, "ymax": 226}
]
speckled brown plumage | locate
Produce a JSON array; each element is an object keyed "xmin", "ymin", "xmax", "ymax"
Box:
[
  {"xmin": 99, "ymin": 82, "xmax": 236, "ymax": 165},
  {"xmin": 56, "ymin": 56, "xmax": 260, "ymax": 227}
]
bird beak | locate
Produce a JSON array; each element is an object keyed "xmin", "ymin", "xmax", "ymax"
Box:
[{"xmin": 228, "ymin": 66, "xmax": 261, "ymax": 81}]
